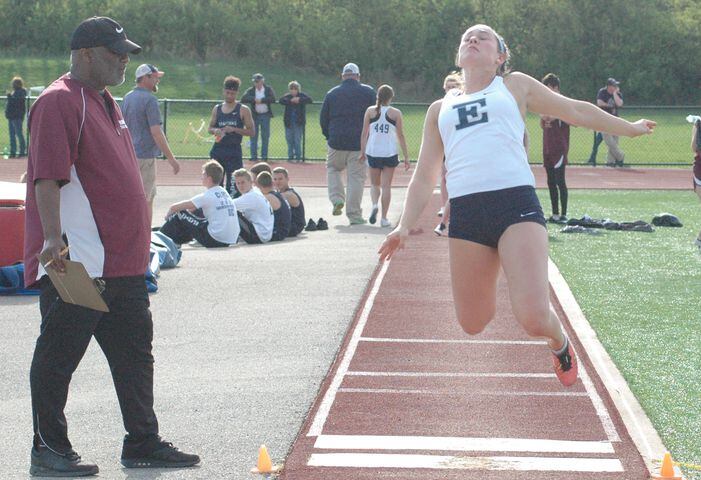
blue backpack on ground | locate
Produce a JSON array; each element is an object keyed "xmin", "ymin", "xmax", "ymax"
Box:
[
  {"xmin": 0, "ymin": 263, "xmax": 40, "ymax": 295},
  {"xmin": 150, "ymin": 231, "xmax": 182, "ymax": 269}
]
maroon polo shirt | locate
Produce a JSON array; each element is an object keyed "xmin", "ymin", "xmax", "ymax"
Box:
[
  {"xmin": 542, "ymin": 118, "xmax": 570, "ymax": 168},
  {"xmin": 24, "ymin": 74, "xmax": 149, "ymax": 286}
]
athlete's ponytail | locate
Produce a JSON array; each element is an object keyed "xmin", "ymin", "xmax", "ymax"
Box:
[{"xmin": 375, "ymin": 84, "xmax": 394, "ymax": 116}]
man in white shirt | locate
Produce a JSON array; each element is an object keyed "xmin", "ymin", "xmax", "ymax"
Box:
[
  {"xmin": 160, "ymin": 161, "xmax": 239, "ymax": 247},
  {"xmin": 241, "ymin": 73, "xmax": 276, "ymax": 161},
  {"xmin": 233, "ymin": 168, "xmax": 274, "ymax": 243}
]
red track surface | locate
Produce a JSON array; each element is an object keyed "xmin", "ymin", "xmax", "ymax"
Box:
[
  {"xmin": 279, "ymin": 195, "xmax": 650, "ymax": 479},
  {"xmin": 0, "ymin": 157, "xmax": 690, "ymax": 189}
]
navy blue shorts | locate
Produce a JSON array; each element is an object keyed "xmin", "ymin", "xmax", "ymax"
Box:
[
  {"xmin": 210, "ymin": 144, "xmax": 243, "ymax": 171},
  {"xmin": 367, "ymin": 154, "xmax": 399, "ymax": 169},
  {"xmin": 448, "ymin": 185, "xmax": 546, "ymax": 248}
]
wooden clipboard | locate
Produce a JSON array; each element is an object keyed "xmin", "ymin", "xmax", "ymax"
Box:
[{"xmin": 39, "ymin": 253, "xmax": 109, "ymax": 312}]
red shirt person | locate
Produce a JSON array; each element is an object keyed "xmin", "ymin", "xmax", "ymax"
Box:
[
  {"xmin": 540, "ymin": 73, "xmax": 570, "ymax": 222},
  {"xmin": 25, "ymin": 17, "xmax": 199, "ymax": 477}
]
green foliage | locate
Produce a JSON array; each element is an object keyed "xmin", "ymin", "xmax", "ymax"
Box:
[{"xmin": 0, "ymin": 0, "xmax": 698, "ymax": 102}]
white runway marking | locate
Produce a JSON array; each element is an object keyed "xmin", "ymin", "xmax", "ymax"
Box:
[
  {"xmin": 347, "ymin": 371, "xmax": 555, "ymax": 378},
  {"xmin": 314, "ymin": 434, "xmax": 615, "ymax": 454},
  {"xmin": 360, "ymin": 337, "xmax": 547, "ymax": 345},
  {"xmin": 307, "ymin": 260, "xmax": 391, "ymax": 437},
  {"xmin": 308, "ymin": 453, "xmax": 624, "ymax": 472},
  {"xmin": 338, "ymin": 387, "xmax": 589, "ymax": 397}
]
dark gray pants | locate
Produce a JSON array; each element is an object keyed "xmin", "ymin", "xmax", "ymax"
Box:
[{"xmin": 30, "ymin": 276, "xmax": 159, "ymax": 454}]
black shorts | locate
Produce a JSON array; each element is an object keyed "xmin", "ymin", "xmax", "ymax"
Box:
[
  {"xmin": 448, "ymin": 185, "xmax": 546, "ymax": 248},
  {"xmin": 367, "ymin": 154, "xmax": 399, "ymax": 169},
  {"xmin": 210, "ymin": 144, "xmax": 243, "ymax": 171}
]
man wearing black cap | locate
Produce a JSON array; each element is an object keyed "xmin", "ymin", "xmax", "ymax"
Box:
[
  {"xmin": 588, "ymin": 77, "xmax": 625, "ymax": 166},
  {"xmin": 24, "ymin": 17, "xmax": 199, "ymax": 477}
]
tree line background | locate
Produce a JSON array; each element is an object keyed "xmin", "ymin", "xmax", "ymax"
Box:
[{"xmin": 0, "ymin": 0, "xmax": 698, "ymax": 104}]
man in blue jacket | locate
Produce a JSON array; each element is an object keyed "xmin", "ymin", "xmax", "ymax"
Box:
[{"xmin": 320, "ymin": 63, "xmax": 376, "ymax": 224}]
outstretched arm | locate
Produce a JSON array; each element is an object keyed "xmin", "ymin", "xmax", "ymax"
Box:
[
  {"xmin": 507, "ymin": 73, "xmax": 655, "ymax": 137},
  {"xmin": 378, "ymin": 101, "xmax": 444, "ymax": 261}
]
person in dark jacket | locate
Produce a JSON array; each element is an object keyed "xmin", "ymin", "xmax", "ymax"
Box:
[
  {"xmin": 5, "ymin": 76, "xmax": 27, "ymax": 157},
  {"xmin": 319, "ymin": 63, "xmax": 376, "ymax": 224},
  {"xmin": 241, "ymin": 73, "xmax": 275, "ymax": 161},
  {"xmin": 279, "ymin": 81, "xmax": 312, "ymax": 163}
]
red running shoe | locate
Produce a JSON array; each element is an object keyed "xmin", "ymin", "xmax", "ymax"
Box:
[{"xmin": 552, "ymin": 339, "xmax": 578, "ymax": 387}]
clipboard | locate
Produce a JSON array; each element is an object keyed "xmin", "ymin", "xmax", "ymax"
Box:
[{"xmin": 39, "ymin": 253, "xmax": 110, "ymax": 312}]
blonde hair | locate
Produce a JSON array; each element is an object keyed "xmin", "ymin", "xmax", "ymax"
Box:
[
  {"xmin": 203, "ymin": 160, "xmax": 224, "ymax": 185},
  {"xmin": 288, "ymin": 81, "xmax": 300, "ymax": 90},
  {"xmin": 443, "ymin": 71, "xmax": 463, "ymax": 89},
  {"xmin": 233, "ymin": 168, "xmax": 252, "ymax": 181}
]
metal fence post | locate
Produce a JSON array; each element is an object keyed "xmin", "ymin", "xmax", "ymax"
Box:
[
  {"xmin": 162, "ymin": 99, "xmax": 169, "ymax": 136},
  {"xmin": 302, "ymin": 123, "xmax": 306, "ymax": 162}
]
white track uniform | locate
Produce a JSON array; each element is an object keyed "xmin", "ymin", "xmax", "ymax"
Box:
[
  {"xmin": 438, "ymin": 76, "xmax": 534, "ymax": 198},
  {"xmin": 365, "ymin": 106, "xmax": 398, "ymax": 158}
]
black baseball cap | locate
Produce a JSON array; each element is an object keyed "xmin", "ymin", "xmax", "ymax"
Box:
[
  {"xmin": 606, "ymin": 77, "xmax": 620, "ymax": 86},
  {"xmin": 70, "ymin": 17, "xmax": 141, "ymax": 54}
]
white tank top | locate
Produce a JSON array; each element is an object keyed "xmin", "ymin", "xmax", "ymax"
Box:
[
  {"xmin": 365, "ymin": 106, "xmax": 398, "ymax": 157},
  {"xmin": 438, "ymin": 76, "xmax": 534, "ymax": 198}
]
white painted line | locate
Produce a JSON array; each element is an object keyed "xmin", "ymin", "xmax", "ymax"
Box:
[
  {"xmin": 338, "ymin": 387, "xmax": 588, "ymax": 397},
  {"xmin": 360, "ymin": 337, "xmax": 547, "ymax": 345},
  {"xmin": 578, "ymin": 358, "xmax": 620, "ymax": 442},
  {"xmin": 347, "ymin": 371, "xmax": 555, "ymax": 378},
  {"xmin": 314, "ymin": 434, "xmax": 614, "ymax": 454},
  {"xmin": 308, "ymin": 453, "xmax": 624, "ymax": 472},
  {"xmin": 549, "ymin": 259, "xmax": 667, "ymax": 469},
  {"xmin": 307, "ymin": 260, "xmax": 391, "ymax": 437}
]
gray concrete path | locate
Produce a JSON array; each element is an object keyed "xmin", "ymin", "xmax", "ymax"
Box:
[{"xmin": 0, "ymin": 186, "xmax": 406, "ymax": 479}]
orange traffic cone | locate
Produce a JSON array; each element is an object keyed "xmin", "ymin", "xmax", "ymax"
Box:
[
  {"xmin": 651, "ymin": 452, "xmax": 684, "ymax": 479},
  {"xmin": 250, "ymin": 444, "xmax": 282, "ymax": 474}
]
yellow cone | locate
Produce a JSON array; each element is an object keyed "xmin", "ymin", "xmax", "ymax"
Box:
[{"xmin": 651, "ymin": 452, "xmax": 684, "ymax": 480}]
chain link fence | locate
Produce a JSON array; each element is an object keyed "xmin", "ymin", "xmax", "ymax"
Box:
[{"xmin": 1, "ymin": 96, "xmax": 699, "ymax": 166}]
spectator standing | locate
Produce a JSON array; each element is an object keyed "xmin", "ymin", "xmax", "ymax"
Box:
[
  {"xmin": 272, "ymin": 166, "xmax": 306, "ymax": 237},
  {"xmin": 359, "ymin": 84, "xmax": 410, "ymax": 228},
  {"xmin": 692, "ymin": 119, "xmax": 701, "ymax": 251},
  {"xmin": 122, "ymin": 63, "xmax": 180, "ymax": 226},
  {"xmin": 208, "ymin": 76, "xmax": 255, "ymax": 195},
  {"xmin": 320, "ymin": 62, "xmax": 376, "ymax": 224},
  {"xmin": 540, "ymin": 73, "xmax": 570, "ymax": 223},
  {"xmin": 589, "ymin": 78, "xmax": 624, "ymax": 166},
  {"xmin": 5, "ymin": 76, "xmax": 27, "ymax": 157},
  {"xmin": 241, "ymin": 73, "xmax": 275, "ymax": 161},
  {"xmin": 23, "ymin": 16, "xmax": 199, "ymax": 477},
  {"xmin": 279, "ymin": 81, "xmax": 312, "ymax": 162}
]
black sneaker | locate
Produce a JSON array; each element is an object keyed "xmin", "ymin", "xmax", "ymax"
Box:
[
  {"xmin": 305, "ymin": 219, "xmax": 317, "ymax": 231},
  {"xmin": 316, "ymin": 218, "xmax": 328, "ymax": 230},
  {"xmin": 121, "ymin": 439, "xmax": 200, "ymax": 468},
  {"xmin": 369, "ymin": 206, "xmax": 378, "ymax": 224},
  {"xmin": 30, "ymin": 446, "xmax": 99, "ymax": 477},
  {"xmin": 615, "ymin": 160, "xmax": 624, "ymax": 167}
]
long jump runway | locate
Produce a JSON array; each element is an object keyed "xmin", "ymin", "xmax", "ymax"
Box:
[{"xmin": 280, "ymin": 195, "xmax": 651, "ymax": 479}]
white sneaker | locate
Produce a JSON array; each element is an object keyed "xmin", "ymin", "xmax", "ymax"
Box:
[
  {"xmin": 380, "ymin": 218, "xmax": 391, "ymax": 228},
  {"xmin": 437, "ymin": 207, "xmax": 444, "ymax": 217},
  {"xmin": 434, "ymin": 222, "xmax": 446, "ymax": 236}
]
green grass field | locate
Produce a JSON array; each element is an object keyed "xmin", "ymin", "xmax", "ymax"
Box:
[
  {"xmin": 539, "ymin": 189, "xmax": 701, "ymax": 479},
  {"xmin": 1, "ymin": 55, "xmax": 698, "ymax": 164}
]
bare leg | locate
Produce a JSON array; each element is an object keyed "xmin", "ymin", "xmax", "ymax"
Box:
[
  {"xmin": 369, "ymin": 167, "xmax": 381, "ymax": 207},
  {"xmin": 380, "ymin": 167, "xmax": 395, "ymax": 220},
  {"xmin": 497, "ymin": 222, "xmax": 565, "ymax": 350},
  {"xmin": 449, "ymin": 238, "xmax": 501, "ymax": 335},
  {"xmin": 696, "ymin": 186, "xmax": 701, "ymax": 241}
]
